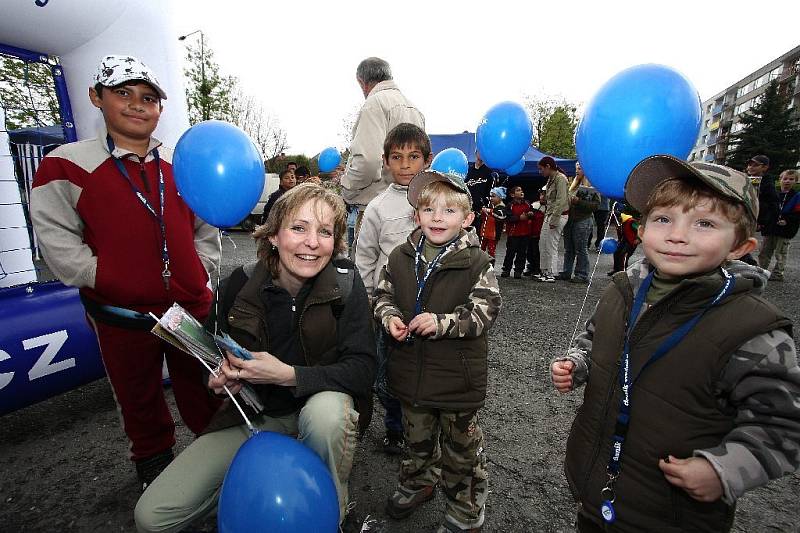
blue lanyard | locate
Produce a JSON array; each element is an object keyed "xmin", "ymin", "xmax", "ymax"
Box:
[
  {"xmin": 600, "ymin": 268, "xmax": 735, "ymax": 523},
  {"xmin": 106, "ymin": 136, "xmax": 171, "ymax": 290},
  {"xmin": 412, "ymin": 235, "xmax": 458, "ymax": 316}
]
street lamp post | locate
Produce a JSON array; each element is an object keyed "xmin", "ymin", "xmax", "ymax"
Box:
[{"xmin": 178, "ymin": 30, "xmax": 208, "ymax": 121}]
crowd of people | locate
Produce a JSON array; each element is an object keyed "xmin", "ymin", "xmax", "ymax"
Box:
[{"xmin": 27, "ymin": 52, "xmax": 800, "ymax": 533}]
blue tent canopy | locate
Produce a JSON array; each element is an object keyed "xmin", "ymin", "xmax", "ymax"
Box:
[
  {"xmin": 429, "ymin": 131, "xmax": 577, "ymax": 179},
  {"xmin": 8, "ymin": 124, "xmax": 66, "ymax": 146}
]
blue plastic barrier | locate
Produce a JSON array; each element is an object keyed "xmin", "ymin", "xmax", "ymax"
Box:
[{"xmin": 0, "ymin": 281, "xmax": 105, "ymax": 416}]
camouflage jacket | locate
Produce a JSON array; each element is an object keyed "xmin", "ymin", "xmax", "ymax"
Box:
[
  {"xmin": 374, "ymin": 228, "xmax": 501, "ymax": 409},
  {"xmin": 558, "ymin": 259, "xmax": 799, "ymax": 511}
]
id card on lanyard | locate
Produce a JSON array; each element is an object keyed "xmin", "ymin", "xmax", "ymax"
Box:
[
  {"xmin": 600, "ymin": 268, "xmax": 735, "ymax": 524},
  {"xmin": 106, "ymin": 135, "xmax": 172, "ymax": 291}
]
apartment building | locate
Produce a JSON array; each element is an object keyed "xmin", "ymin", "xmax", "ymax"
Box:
[{"xmin": 690, "ymin": 44, "xmax": 800, "ymax": 165}]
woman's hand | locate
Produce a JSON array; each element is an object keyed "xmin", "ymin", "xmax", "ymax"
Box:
[
  {"xmin": 388, "ymin": 316, "xmax": 409, "ymax": 341},
  {"xmin": 408, "ymin": 312, "xmax": 438, "ymax": 337},
  {"xmin": 208, "ymin": 358, "xmax": 243, "ymax": 396},
  {"xmin": 223, "ymin": 351, "xmax": 297, "ymax": 387}
]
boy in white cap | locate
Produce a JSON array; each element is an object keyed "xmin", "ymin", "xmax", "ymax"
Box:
[{"xmin": 31, "ymin": 55, "xmax": 222, "ymax": 491}]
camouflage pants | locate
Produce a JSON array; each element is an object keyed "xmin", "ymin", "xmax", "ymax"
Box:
[{"xmin": 400, "ymin": 404, "xmax": 488, "ymax": 527}]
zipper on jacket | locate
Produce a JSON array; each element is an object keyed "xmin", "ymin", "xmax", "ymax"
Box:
[
  {"xmin": 580, "ymin": 356, "xmax": 621, "ymax": 498},
  {"xmin": 138, "ymin": 158, "xmax": 151, "ymax": 193}
]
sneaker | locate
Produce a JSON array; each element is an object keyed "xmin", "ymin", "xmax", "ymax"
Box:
[
  {"xmin": 386, "ymin": 484, "xmax": 436, "ymax": 519},
  {"xmin": 554, "ymin": 273, "xmax": 572, "ymax": 281},
  {"xmin": 136, "ymin": 449, "xmax": 174, "ymax": 492},
  {"xmin": 570, "ymin": 277, "xmax": 589, "ymax": 284},
  {"xmin": 534, "ymin": 274, "xmax": 548, "ymax": 282},
  {"xmin": 513, "ymin": 272, "xmax": 522, "ymax": 279},
  {"xmin": 382, "ymin": 430, "xmax": 404, "ymax": 455},
  {"xmin": 500, "ymin": 271, "xmax": 510, "ymax": 278},
  {"xmin": 770, "ymin": 273, "xmax": 784, "ymax": 282},
  {"xmin": 521, "ymin": 270, "xmax": 534, "ymax": 277},
  {"xmin": 543, "ymin": 275, "xmax": 556, "ymax": 283}
]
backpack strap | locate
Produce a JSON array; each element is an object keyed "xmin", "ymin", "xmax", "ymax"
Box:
[{"xmin": 332, "ymin": 257, "xmax": 355, "ymax": 320}]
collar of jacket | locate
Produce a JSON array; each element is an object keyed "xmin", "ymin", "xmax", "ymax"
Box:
[
  {"xmin": 615, "ymin": 259, "xmax": 755, "ymax": 316},
  {"xmin": 236, "ymin": 259, "xmax": 345, "ymax": 316},
  {"xmin": 367, "ymin": 79, "xmax": 399, "ymax": 98},
  {"xmin": 96, "ymin": 124, "xmax": 162, "ymax": 161},
  {"xmin": 400, "ymin": 227, "xmax": 479, "ymax": 268}
]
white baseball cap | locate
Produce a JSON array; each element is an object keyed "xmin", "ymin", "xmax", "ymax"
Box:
[{"xmin": 93, "ymin": 55, "xmax": 167, "ymax": 100}]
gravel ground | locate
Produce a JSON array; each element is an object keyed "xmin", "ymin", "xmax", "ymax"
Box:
[{"xmin": 1, "ymin": 230, "xmax": 799, "ymax": 533}]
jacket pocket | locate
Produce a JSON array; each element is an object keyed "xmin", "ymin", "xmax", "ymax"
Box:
[
  {"xmin": 460, "ymin": 353, "xmax": 473, "ymax": 393},
  {"xmin": 227, "ymin": 305, "xmax": 264, "ymax": 349}
]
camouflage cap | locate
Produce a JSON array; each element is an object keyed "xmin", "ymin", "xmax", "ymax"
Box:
[
  {"xmin": 407, "ymin": 169, "xmax": 472, "ymax": 208},
  {"xmin": 625, "ymin": 155, "xmax": 758, "ymax": 220},
  {"xmin": 94, "ymin": 55, "xmax": 167, "ymax": 100}
]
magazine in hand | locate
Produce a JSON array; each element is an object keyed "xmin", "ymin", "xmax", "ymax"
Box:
[
  {"xmin": 214, "ymin": 332, "xmax": 253, "ymax": 361},
  {"xmin": 150, "ymin": 303, "xmax": 263, "ymax": 413}
]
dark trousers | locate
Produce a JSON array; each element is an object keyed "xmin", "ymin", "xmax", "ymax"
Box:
[
  {"xmin": 525, "ymin": 236, "xmax": 541, "ymax": 274},
  {"xmin": 612, "ymin": 241, "xmax": 638, "ymax": 272},
  {"xmin": 502, "ymin": 235, "xmax": 530, "ymax": 273},
  {"xmin": 88, "ymin": 318, "xmax": 222, "ymax": 461},
  {"xmin": 592, "ymin": 210, "xmax": 610, "ymax": 248},
  {"xmin": 375, "ymin": 328, "xmax": 402, "ymax": 433}
]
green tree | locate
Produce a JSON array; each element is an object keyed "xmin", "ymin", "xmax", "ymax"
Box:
[
  {"xmin": 183, "ymin": 38, "xmax": 236, "ymax": 124},
  {"xmin": 725, "ymin": 81, "xmax": 800, "ymax": 173},
  {"xmin": 539, "ymin": 105, "xmax": 578, "ymax": 158},
  {"xmin": 523, "ymin": 94, "xmax": 579, "ymax": 157},
  {"xmin": 0, "ymin": 55, "xmax": 60, "ymax": 129}
]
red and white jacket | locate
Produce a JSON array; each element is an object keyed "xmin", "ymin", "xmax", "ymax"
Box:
[{"xmin": 30, "ymin": 129, "xmax": 219, "ymax": 318}]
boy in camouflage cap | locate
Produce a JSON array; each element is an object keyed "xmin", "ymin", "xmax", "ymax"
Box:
[
  {"xmin": 373, "ymin": 170, "xmax": 502, "ymax": 532},
  {"xmin": 550, "ymin": 155, "xmax": 799, "ymax": 532}
]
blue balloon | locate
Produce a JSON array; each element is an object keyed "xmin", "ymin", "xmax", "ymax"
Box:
[
  {"xmin": 575, "ymin": 64, "xmax": 701, "ymax": 200},
  {"xmin": 431, "ymin": 148, "xmax": 469, "ymax": 178},
  {"xmin": 173, "ymin": 120, "xmax": 265, "ymax": 228},
  {"xmin": 476, "ymin": 101, "xmax": 533, "ymax": 170},
  {"xmin": 600, "ymin": 237, "xmax": 619, "ymax": 254},
  {"xmin": 504, "ymin": 157, "xmax": 526, "ymax": 176},
  {"xmin": 318, "ymin": 147, "xmax": 341, "ymax": 173},
  {"xmin": 218, "ymin": 431, "xmax": 339, "ymax": 533}
]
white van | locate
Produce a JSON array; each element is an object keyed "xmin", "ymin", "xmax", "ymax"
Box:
[{"xmin": 240, "ymin": 173, "xmax": 279, "ymax": 231}]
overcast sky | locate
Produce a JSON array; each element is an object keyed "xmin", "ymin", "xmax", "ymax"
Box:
[{"xmin": 172, "ymin": 0, "xmax": 799, "ymax": 155}]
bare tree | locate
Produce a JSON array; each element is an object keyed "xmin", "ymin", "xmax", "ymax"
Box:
[
  {"xmin": 338, "ymin": 106, "xmax": 360, "ymax": 149},
  {"xmin": 229, "ymin": 87, "xmax": 288, "ymax": 164}
]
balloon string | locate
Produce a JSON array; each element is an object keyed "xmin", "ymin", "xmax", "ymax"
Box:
[
  {"xmin": 214, "ymin": 229, "xmax": 223, "ymax": 337},
  {"xmin": 192, "ymin": 352, "xmax": 255, "ymax": 433},
  {"xmin": 565, "ymin": 201, "xmax": 620, "ymax": 355}
]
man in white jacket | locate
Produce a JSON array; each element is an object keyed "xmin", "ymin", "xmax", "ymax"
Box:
[{"xmin": 341, "ymin": 57, "xmax": 425, "ymax": 241}]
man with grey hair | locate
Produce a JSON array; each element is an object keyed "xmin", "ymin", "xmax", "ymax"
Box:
[{"xmin": 341, "ymin": 57, "xmax": 425, "ymax": 241}]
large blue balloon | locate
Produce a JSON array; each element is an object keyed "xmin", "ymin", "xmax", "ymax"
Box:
[
  {"xmin": 476, "ymin": 101, "xmax": 533, "ymax": 170},
  {"xmin": 218, "ymin": 431, "xmax": 339, "ymax": 533},
  {"xmin": 600, "ymin": 237, "xmax": 619, "ymax": 254},
  {"xmin": 575, "ymin": 64, "xmax": 701, "ymax": 200},
  {"xmin": 431, "ymin": 148, "xmax": 469, "ymax": 178},
  {"xmin": 504, "ymin": 157, "xmax": 526, "ymax": 176},
  {"xmin": 173, "ymin": 120, "xmax": 264, "ymax": 228},
  {"xmin": 318, "ymin": 147, "xmax": 341, "ymax": 173}
]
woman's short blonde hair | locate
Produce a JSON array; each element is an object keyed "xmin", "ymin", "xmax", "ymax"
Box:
[{"xmin": 252, "ymin": 183, "xmax": 347, "ymax": 278}]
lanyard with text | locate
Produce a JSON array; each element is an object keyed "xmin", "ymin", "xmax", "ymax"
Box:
[
  {"xmin": 106, "ymin": 136, "xmax": 171, "ymax": 290},
  {"xmin": 412, "ymin": 235, "xmax": 458, "ymax": 316},
  {"xmin": 599, "ymin": 268, "xmax": 735, "ymax": 524}
]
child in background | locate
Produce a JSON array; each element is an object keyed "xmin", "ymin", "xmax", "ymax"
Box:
[
  {"xmin": 479, "ymin": 186, "xmax": 507, "ymax": 259},
  {"xmin": 500, "ymin": 185, "xmax": 532, "ymax": 279},
  {"xmin": 355, "ymin": 123, "xmax": 432, "ymax": 454},
  {"xmin": 551, "ymin": 155, "xmax": 799, "ymax": 532},
  {"xmin": 523, "ymin": 187, "xmax": 546, "ymax": 277},
  {"xmin": 374, "ymin": 170, "xmax": 501, "ymax": 532},
  {"xmin": 608, "ymin": 209, "xmax": 641, "ymax": 275},
  {"xmin": 757, "ymin": 169, "xmax": 800, "ymax": 281}
]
